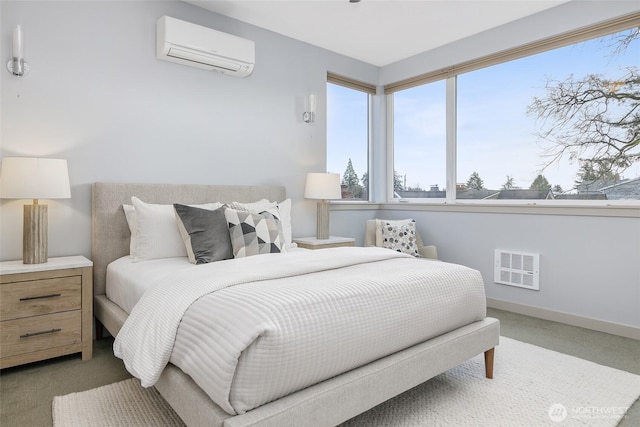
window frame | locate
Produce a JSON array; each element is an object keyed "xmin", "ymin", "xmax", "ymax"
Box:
[{"xmin": 384, "ymin": 12, "xmax": 640, "ymax": 207}]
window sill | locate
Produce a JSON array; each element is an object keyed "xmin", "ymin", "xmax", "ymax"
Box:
[{"xmin": 330, "ymin": 201, "xmax": 640, "ymax": 218}]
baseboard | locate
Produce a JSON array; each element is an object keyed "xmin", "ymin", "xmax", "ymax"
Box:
[{"xmin": 487, "ymin": 298, "xmax": 640, "ymax": 340}]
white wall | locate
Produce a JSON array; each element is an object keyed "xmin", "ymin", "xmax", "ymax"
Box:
[{"xmin": 0, "ymin": 0, "xmax": 378, "ymax": 260}]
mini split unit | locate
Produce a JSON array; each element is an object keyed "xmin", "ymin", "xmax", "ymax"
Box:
[{"xmin": 156, "ymin": 16, "xmax": 255, "ymax": 77}]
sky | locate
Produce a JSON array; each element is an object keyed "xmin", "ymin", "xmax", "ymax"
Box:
[
  {"xmin": 326, "ymin": 83, "xmax": 369, "ymax": 180},
  {"xmin": 327, "ymin": 28, "xmax": 639, "ymax": 194}
]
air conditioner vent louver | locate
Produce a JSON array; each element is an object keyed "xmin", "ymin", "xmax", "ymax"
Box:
[
  {"xmin": 494, "ymin": 250, "xmax": 539, "ymax": 290},
  {"xmin": 166, "ymin": 47, "xmax": 240, "ymax": 72}
]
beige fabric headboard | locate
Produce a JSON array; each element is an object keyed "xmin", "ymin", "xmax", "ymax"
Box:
[{"xmin": 91, "ymin": 182, "xmax": 286, "ymax": 297}]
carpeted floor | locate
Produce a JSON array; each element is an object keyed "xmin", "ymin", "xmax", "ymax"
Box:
[
  {"xmin": 2, "ymin": 308, "xmax": 639, "ymax": 426},
  {"xmin": 52, "ymin": 337, "xmax": 640, "ymax": 426}
]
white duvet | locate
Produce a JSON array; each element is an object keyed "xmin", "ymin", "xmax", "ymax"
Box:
[{"xmin": 113, "ymin": 247, "xmax": 486, "ymax": 415}]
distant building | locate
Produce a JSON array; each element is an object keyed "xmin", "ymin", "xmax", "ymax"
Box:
[
  {"xmin": 573, "ymin": 177, "xmax": 640, "ymax": 200},
  {"xmin": 554, "ymin": 193, "xmax": 607, "ymax": 200},
  {"xmin": 491, "ymin": 189, "xmax": 554, "ymax": 200},
  {"xmin": 457, "ymin": 189, "xmax": 500, "ymax": 199},
  {"xmin": 397, "ymin": 184, "xmax": 446, "ymax": 198},
  {"xmin": 592, "ymin": 178, "xmax": 640, "ymax": 200}
]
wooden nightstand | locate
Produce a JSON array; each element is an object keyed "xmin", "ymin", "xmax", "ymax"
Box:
[
  {"xmin": 293, "ymin": 236, "xmax": 355, "ymax": 250},
  {"xmin": 0, "ymin": 256, "xmax": 93, "ymax": 369}
]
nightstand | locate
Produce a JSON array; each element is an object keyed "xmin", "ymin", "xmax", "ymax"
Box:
[
  {"xmin": 293, "ymin": 236, "xmax": 355, "ymax": 250},
  {"xmin": 0, "ymin": 256, "xmax": 93, "ymax": 369}
]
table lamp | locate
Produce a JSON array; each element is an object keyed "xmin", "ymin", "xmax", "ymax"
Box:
[
  {"xmin": 0, "ymin": 157, "xmax": 71, "ymax": 264},
  {"xmin": 304, "ymin": 173, "xmax": 341, "ymax": 239}
]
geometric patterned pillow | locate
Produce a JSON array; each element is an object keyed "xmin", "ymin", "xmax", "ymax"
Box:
[
  {"xmin": 224, "ymin": 208, "xmax": 286, "ymax": 258},
  {"xmin": 381, "ymin": 219, "xmax": 420, "ymax": 257},
  {"xmin": 229, "ymin": 199, "xmax": 294, "ymax": 250}
]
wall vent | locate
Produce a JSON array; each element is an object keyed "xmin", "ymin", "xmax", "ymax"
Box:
[{"xmin": 494, "ymin": 250, "xmax": 540, "ymax": 290}]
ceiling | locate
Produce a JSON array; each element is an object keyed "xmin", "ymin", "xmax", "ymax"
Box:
[{"xmin": 183, "ymin": 0, "xmax": 569, "ymax": 66}]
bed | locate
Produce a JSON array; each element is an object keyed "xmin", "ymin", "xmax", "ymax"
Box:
[{"xmin": 92, "ymin": 182, "xmax": 500, "ymax": 427}]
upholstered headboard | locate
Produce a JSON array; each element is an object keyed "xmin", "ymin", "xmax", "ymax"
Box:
[{"xmin": 91, "ymin": 182, "xmax": 286, "ymax": 297}]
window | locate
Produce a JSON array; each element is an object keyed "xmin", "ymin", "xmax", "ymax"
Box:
[
  {"xmin": 327, "ymin": 73, "xmax": 374, "ymax": 200},
  {"xmin": 386, "ymin": 14, "xmax": 640, "ymax": 203},
  {"xmin": 392, "ymin": 81, "xmax": 446, "ymax": 199},
  {"xmin": 457, "ymin": 29, "xmax": 640, "ymax": 201}
]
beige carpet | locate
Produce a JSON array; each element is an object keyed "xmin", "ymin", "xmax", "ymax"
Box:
[{"xmin": 53, "ymin": 337, "xmax": 640, "ymax": 426}]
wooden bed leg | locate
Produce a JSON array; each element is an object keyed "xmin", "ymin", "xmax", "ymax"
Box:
[{"xmin": 484, "ymin": 347, "xmax": 495, "ymax": 379}]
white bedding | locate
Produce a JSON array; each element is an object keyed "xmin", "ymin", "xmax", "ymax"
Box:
[
  {"xmin": 113, "ymin": 247, "xmax": 487, "ymax": 415},
  {"xmin": 106, "ymin": 256, "xmax": 194, "ymax": 314},
  {"xmin": 106, "ymin": 248, "xmax": 309, "ymax": 313}
]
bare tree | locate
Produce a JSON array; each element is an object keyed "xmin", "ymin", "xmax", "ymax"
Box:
[
  {"xmin": 502, "ymin": 175, "xmax": 515, "ymax": 190},
  {"xmin": 528, "ymin": 29, "xmax": 639, "ymax": 181}
]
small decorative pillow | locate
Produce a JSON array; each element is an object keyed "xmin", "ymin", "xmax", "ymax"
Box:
[
  {"xmin": 224, "ymin": 208, "xmax": 286, "ymax": 258},
  {"xmin": 381, "ymin": 219, "xmax": 420, "ymax": 257},
  {"xmin": 229, "ymin": 199, "xmax": 295, "ymax": 249},
  {"xmin": 174, "ymin": 204, "xmax": 233, "ymax": 264},
  {"xmin": 375, "ymin": 218, "xmax": 417, "ymax": 248}
]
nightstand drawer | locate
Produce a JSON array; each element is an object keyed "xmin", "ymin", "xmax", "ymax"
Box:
[
  {"xmin": 0, "ymin": 310, "xmax": 81, "ymax": 359},
  {"xmin": 0, "ymin": 257, "xmax": 93, "ymax": 368},
  {"xmin": 0, "ymin": 276, "xmax": 82, "ymax": 321}
]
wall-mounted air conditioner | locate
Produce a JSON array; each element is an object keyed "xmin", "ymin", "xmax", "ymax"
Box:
[{"xmin": 156, "ymin": 16, "xmax": 255, "ymax": 77}]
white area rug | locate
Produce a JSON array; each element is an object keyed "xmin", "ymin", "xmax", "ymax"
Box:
[
  {"xmin": 52, "ymin": 376, "xmax": 185, "ymax": 426},
  {"xmin": 53, "ymin": 337, "xmax": 640, "ymax": 426}
]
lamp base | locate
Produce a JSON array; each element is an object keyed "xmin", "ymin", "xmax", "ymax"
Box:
[
  {"xmin": 316, "ymin": 200, "xmax": 330, "ymax": 240},
  {"xmin": 23, "ymin": 204, "xmax": 48, "ymax": 264}
]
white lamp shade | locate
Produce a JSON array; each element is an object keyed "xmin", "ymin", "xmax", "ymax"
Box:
[
  {"xmin": 0, "ymin": 157, "xmax": 71, "ymax": 200},
  {"xmin": 304, "ymin": 173, "xmax": 341, "ymax": 200}
]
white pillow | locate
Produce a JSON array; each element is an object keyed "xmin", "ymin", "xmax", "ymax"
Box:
[
  {"xmin": 275, "ymin": 199, "xmax": 293, "ymax": 249},
  {"xmin": 130, "ymin": 197, "xmax": 222, "ymax": 261},
  {"xmin": 229, "ymin": 199, "xmax": 277, "ymax": 212},
  {"xmin": 229, "ymin": 199, "xmax": 294, "ymax": 249},
  {"xmin": 123, "ymin": 204, "xmax": 138, "ymax": 258}
]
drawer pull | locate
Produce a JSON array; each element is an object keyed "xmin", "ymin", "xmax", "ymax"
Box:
[
  {"xmin": 19, "ymin": 293, "xmax": 62, "ymax": 301},
  {"xmin": 19, "ymin": 328, "xmax": 62, "ymax": 339}
]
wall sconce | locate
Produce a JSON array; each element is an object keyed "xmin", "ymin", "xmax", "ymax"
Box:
[
  {"xmin": 302, "ymin": 93, "xmax": 316, "ymax": 123},
  {"xmin": 6, "ymin": 25, "xmax": 30, "ymax": 77}
]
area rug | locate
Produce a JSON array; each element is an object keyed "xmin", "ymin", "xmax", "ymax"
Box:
[{"xmin": 53, "ymin": 337, "xmax": 640, "ymax": 426}]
